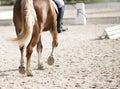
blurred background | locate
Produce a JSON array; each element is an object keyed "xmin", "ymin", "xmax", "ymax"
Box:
[
  {"xmin": 0, "ymin": 0, "xmax": 120, "ymax": 25},
  {"xmin": 0, "ymin": 0, "xmax": 120, "ymax": 5}
]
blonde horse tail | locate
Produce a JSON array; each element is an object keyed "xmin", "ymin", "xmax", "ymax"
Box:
[{"xmin": 13, "ymin": 0, "xmax": 36, "ymax": 47}]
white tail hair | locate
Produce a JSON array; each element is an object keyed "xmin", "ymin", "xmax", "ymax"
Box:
[{"xmin": 14, "ymin": 0, "xmax": 37, "ymax": 46}]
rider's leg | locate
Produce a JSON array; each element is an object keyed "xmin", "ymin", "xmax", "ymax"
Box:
[
  {"xmin": 53, "ymin": 0, "xmax": 68, "ymax": 33},
  {"xmin": 57, "ymin": 6, "xmax": 68, "ymax": 33}
]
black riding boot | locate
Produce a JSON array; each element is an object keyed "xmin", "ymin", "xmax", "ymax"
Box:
[{"xmin": 57, "ymin": 6, "xmax": 68, "ymax": 33}]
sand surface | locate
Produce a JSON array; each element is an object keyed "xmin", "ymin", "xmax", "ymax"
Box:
[{"xmin": 0, "ymin": 23, "xmax": 120, "ymax": 89}]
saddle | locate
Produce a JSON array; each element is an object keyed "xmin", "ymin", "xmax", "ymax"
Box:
[{"xmin": 50, "ymin": 0, "xmax": 58, "ymax": 14}]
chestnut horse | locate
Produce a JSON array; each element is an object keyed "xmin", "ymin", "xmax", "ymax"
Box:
[{"xmin": 13, "ymin": 0, "xmax": 58, "ymax": 76}]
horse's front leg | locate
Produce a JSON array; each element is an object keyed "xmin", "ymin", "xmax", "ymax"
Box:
[
  {"xmin": 19, "ymin": 46, "xmax": 25, "ymax": 74},
  {"xmin": 47, "ymin": 26, "xmax": 58, "ymax": 65},
  {"xmin": 37, "ymin": 36, "xmax": 44, "ymax": 69}
]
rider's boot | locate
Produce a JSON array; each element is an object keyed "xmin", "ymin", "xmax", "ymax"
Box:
[{"xmin": 57, "ymin": 6, "xmax": 68, "ymax": 33}]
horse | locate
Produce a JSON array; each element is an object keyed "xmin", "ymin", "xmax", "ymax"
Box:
[{"xmin": 13, "ymin": 0, "xmax": 58, "ymax": 76}]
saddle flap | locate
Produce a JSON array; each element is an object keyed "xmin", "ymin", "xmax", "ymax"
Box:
[{"xmin": 50, "ymin": 0, "xmax": 58, "ymax": 14}]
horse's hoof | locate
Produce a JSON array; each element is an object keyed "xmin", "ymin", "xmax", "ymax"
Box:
[
  {"xmin": 27, "ymin": 73, "xmax": 33, "ymax": 77},
  {"xmin": 19, "ymin": 66, "xmax": 25, "ymax": 74},
  {"xmin": 38, "ymin": 64, "xmax": 44, "ymax": 70},
  {"xmin": 26, "ymin": 69, "xmax": 33, "ymax": 76},
  {"xmin": 47, "ymin": 56, "xmax": 54, "ymax": 65}
]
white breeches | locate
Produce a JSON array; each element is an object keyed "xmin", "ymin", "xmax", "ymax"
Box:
[{"xmin": 54, "ymin": 0, "xmax": 64, "ymax": 8}]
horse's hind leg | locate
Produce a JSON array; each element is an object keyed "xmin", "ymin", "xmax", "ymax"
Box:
[
  {"xmin": 47, "ymin": 26, "xmax": 58, "ymax": 65},
  {"xmin": 26, "ymin": 37, "xmax": 39, "ymax": 76},
  {"xmin": 26, "ymin": 24, "xmax": 40, "ymax": 76},
  {"xmin": 15, "ymin": 26, "xmax": 26, "ymax": 74},
  {"xmin": 19, "ymin": 46, "xmax": 25, "ymax": 74},
  {"xmin": 37, "ymin": 36, "xmax": 44, "ymax": 69},
  {"xmin": 15, "ymin": 32, "xmax": 25, "ymax": 74}
]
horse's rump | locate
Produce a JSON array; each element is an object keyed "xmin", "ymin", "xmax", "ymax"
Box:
[{"xmin": 13, "ymin": 0, "xmax": 57, "ymax": 46}]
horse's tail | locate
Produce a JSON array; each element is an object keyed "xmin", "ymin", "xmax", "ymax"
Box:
[{"xmin": 13, "ymin": 0, "xmax": 36, "ymax": 46}]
